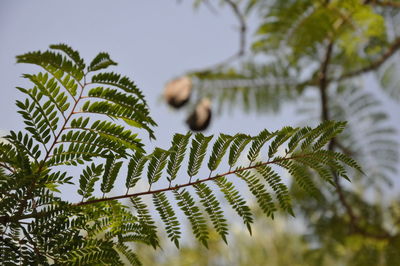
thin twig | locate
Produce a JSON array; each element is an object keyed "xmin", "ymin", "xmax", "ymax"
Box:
[
  {"xmin": 370, "ymin": 0, "xmax": 400, "ymax": 8},
  {"xmin": 75, "ymin": 154, "xmax": 312, "ymax": 207},
  {"xmin": 187, "ymin": 0, "xmax": 247, "ymax": 74},
  {"xmin": 335, "ymin": 36, "xmax": 400, "ymax": 82},
  {"xmin": 224, "ymin": 0, "xmax": 247, "ymax": 57}
]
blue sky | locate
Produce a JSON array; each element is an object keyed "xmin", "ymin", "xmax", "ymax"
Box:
[
  {"xmin": 0, "ymin": 1, "xmax": 300, "ymax": 204},
  {"xmin": 0, "ymin": 0, "xmax": 296, "ymax": 147}
]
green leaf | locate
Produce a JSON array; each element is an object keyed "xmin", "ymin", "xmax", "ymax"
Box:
[
  {"xmin": 167, "ymin": 132, "xmax": 192, "ymax": 182},
  {"xmin": 147, "ymin": 148, "xmax": 169, "ymax": 186},
  {"xmin": 126, "ymin": 152, "xmax": 148, "ymax": 190},
  {"xmin": 188, "ymin": 134, "xmax": 213, "ymax": 177},
  {"xmin": 101, "ymin": 156, "xmax": 123, "ymax": 194},
  {"xmin": 88, "ymin": 52, "xmax": 117, "ymax": 72},
  {"xmin": 173, "ymin": 189, "xmax": 209, "ymax": 247},
  {"xmin": 194, "ymin": 183, "xmax": 229, "ymax": 243},
  {"xmin": 153, "ymin": 192, "xmax": 181, "ymax": 248},
  {"xmin": 208, "ymin": 134, "xmax": 233, "ymax": 171}
]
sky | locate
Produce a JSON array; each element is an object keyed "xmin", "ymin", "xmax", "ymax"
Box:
[
  {"xmin": 0, "ymin": 1, "xmax": 299, "ymax": 199},
  {"xmin": 0, "ymin": 0, "xmax": 296, "ymax": 138}
]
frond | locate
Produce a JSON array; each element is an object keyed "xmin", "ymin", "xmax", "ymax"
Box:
[
  {"xmin": 130, "ymin": 197, "xmax": 159, "ymax": 248},
  {"xmin": 173, "ymin": 189, "xmax": 209, "ymax": 247},
  {"xmin": 147, "ymin": 148, "xmax": 169, "ymax": 186},
  {"xmin": 329, "ymin": 87, "xmax": 398, "ymax": 186},
  {"xmin": 208, "ymin": 134, "xmax": 233, "ymax": 171},
  {"xmin": 228, "ymin": 133, "xmax": 252, "ymax": 168},
  {"xmin": 153, "ymin": 192, "xmax": 181, "ymax": 248},
  {"xmin": 194, "ymin": 183, "xmax": 229, "ymax": 243},
  {"xmin": 126, "ymin": 152, "xmax": 148, "ymax": 190},
  {"xmin": 187, "ymin": 133, "xmax": 213, "ymax": 177},
  {"xmin": 115, "ymin": 243, "xmax": 142, "ymax": 266},
  {"xmin": 236, "ymin": 170, "xmax": 277, "ymax": 218},
  {"xmin": 166, "ymin": 132, "xmax": 192, "ymax": 183},
  {"xmin": 91, "ymin": 72, "xmax": 147, "ymax": 103},
  {"xmin": 247, "ymin": 129, "xmax": 273, "ymax": 163},
  {"xmin": 100, "ymin": 155, "xmax": 123, "ymax": 194},
  {"xmin": 16, "ymin": 49, "xmax": 84, "ymax": 82},
  {"xmin": 88, "ymin": 52, "xmax": 117, "ymax": 72},
  {"xmin": 49, "ymin": 43, "xmax": 86, "ymax": 70},
  {"xmin": 78, "ymin": 163, "xmax": 104, "ymax": 200},
  {"xmin": 214, "ymin": 176, "xmax": 254, "ymax": 234},
  {"xmin": 3, "ymin": 44, "xmax": 365, "ymax": 265}
]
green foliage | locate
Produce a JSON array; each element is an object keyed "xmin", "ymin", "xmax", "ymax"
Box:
[
  {"xmin": 153, "ymin": 192, "xmax": 181, "ymax": 248},
  {"xmin": 166, "ymin": 132, "xmax": 192, "ymax": 183},
  {"xmin": 0, "ymin": 44, "xmax": 361, "ymax": 264},
  {"xmin": 187, "ymin": 133, "xmax": 213, "ymax": 178},
  {"xmin": 173, "ymin": 189, "xmax": 209, "ymax": 247},
  {"xmin": 78, "ymin": 163, "xmax": 103, "ymax": 199}
]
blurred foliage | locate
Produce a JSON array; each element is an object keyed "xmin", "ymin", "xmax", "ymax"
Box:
[{"xmin": 163, "ymin": 0, "xmax": 400, "ymax": 265}]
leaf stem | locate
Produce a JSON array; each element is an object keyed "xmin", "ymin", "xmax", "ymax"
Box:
[{"xmin": 75, "ymin": 154, "xmax": 311, "ymax": 207}]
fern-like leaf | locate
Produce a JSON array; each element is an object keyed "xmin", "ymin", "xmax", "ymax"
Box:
[
  {"xmin": 153, "ymin": 192, "xmax": 181, "ymax": 248},
  {"xmin": 126, "ymin": 152, "xmax": 148, "ymax": 190},
  {"xmin": 166, "ymin": 132, "xmax": 191, "ymax": 183},
  {"xmin": 228, "ymin": 133, "xmax": 252, "ymax": 168},
  {"xmin": 236, "ymin": 170, "xmax": 278, "ymax": 218},
  {"xmin": 187, "ymin": 133, "xmax": 213, "ymax": 178},
  {"xmin": 130, "ymin": 197, "xmax": 159, "ymax": 248},
  {"xmin": 194, "ymin": 183, "xmax": 229, "ymax": 243},
  {"xmin": 78, "ymin": 163, "xmax": 104, "ymax": 200},
  {"xmin": 214, "ymin": 176, "xmax": 254, "ymax": 234},
  {"xmin": 208, "ymin": 134, "xmax": 233, "ymax": 171},
  {"xmin": 100, "ymin": 156, "xmax": 123, "ymax": 194},
  {"xmin": 88, "ymin": 52, "xmax": 117, "ymax": 72},
  {"xmin": 173, "ymin": 189, "xmax": 209, "ymax": 247},
  {"xmin": 147, "ymin": 148, "xmax": 169, "ymax": 186}
]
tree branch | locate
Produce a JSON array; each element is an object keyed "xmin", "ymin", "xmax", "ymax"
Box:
[
  {"xmin": 370, "ymin": 0, "xmax": 400, "ymax": 8},
  {"xmin": 336, "ymin": 36, "xmax": 400, "ymax": 82},
  {"xmin": 319, "ymin": 41, "xmax": 334, "ymax": 121},
  {"xmin": 319, "ymin": 41, "xmax": 393, "ymax": 240},
  {"xmin": 224, "ymin": 0, "xmax": 247, "ymax": 57},
  {"xmin": 0, "ymin": 162, "xmax": 15, "ymax": 173},
  {"xmin": 75, "ymin": 154, "xmax": 311, "ymax": 207}
]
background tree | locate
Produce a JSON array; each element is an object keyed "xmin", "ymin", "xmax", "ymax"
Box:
[{"xmin": 164, "ymin": 0, "xmax": 400, "ymax": 264}]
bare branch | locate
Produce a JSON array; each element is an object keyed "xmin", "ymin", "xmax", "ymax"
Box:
[
  {"xmin": 224, "ymin": 0, "xmax": 247, "ymax": 57},
  {"xmin": 336, "ymin": 36, "xmax": 400, "ymax": 81},
  {"xmin": 370, "ymin": 0, "xmax": 400, "ymax": 8}
]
